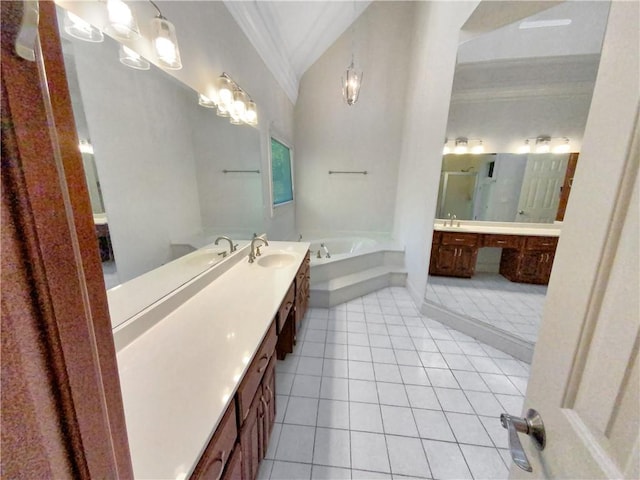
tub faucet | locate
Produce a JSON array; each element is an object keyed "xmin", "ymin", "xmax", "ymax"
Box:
[
  {"xmin": 215, "ymin": 236, "xmax": 237, "ymax": 254},
  {"xmin": 249, "ymin": 237, "xmax": 269, "ymax": 263},
  {"xmin": 320, "ymin": 243, "xmax": 331, "ymax": 258},
  {"xmin": 298, "ymin": 234, "xmax": 303, "ymax": 242}
]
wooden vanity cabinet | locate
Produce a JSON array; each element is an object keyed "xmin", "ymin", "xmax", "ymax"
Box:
[
  {"xmin": 276, "ymin": 250, "xmax": 310, "ymax": 359},
  {"xmin": 191, "ymin": 403, "xmax": 239, "ymax": 480},
  {"xmin": 295, "ymin": 251, "xmax": 311, "ymax": 335},
  {"xmin": 500, "ymin": 236, "xmax": 558, "ymax": 284},
  {"xmin": 429, "ymin": 232, "xmax": 479, "ymax": 278}
]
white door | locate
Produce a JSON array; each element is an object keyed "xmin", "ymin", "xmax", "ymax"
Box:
[
  {"xmin": 515, "ymin": 154, "xmax": 568, "ymax": 223},
  {"xmin": 509, "ymin": 3, "xmax": 639, "ymax": 478}
]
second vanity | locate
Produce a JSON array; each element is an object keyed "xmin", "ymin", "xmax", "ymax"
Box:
[
  {"xmin": 113, "ymin": 241, "xmax": 310, "ymax": 479},
  {"xmin": 429, "ymin": 221, "xmax": 561, "ymax": 284}
]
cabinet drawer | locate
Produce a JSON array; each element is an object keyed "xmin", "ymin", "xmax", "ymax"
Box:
[
  {"xmin": 432, "ymin": 231, "xmax": 442, "ymax": 245},
  {"xmin": 277, "ymin": 283, "xmax": 295, "ymax": 333},
  {"xmin": 524, "ymin": 236, "xmax": 558, "ymax": 251},
  {"xmin": 221, "ymin": 444, "xmax": 242, "ymax": 480},
  {"xmin": 482, "ymin": 234, "xmax": 522, "ymax": 249},
  {"xmin": 237, "ymin": 322, "xmax": 276, "ymax": 422},
  {"xmin": 191, "ymin": 403, "xmax": 238, "ymax": 480},
  {"xmin": 441, "ymin": 232, "xmax": 478, "ymax": 247}
]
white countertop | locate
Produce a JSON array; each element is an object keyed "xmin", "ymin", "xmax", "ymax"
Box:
[
  {"xmin": 433, "ymin": 220, "xmax": 561, "ymax": 237},
  {"xmin": 115, "ymin": 241, "xmax": 310, "ymax": 479}
]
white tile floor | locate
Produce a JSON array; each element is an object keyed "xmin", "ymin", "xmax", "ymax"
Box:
[
  {"xmin": 260, "ymin": 287, "xmax": 529, "ymax": 480},
  {"xmin": 425, "ymin": 273, "xmax": 547, "ymax": 343}
]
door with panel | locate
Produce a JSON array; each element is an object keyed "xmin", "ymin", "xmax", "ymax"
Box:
[{"xmin": 506, "ymin": 4, "xmax": 639, "ymax": 477}]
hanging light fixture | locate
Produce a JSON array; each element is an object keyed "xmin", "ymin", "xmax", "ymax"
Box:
[
  {"xmin": 119, "ymin": 44, "xmax": 150, "ymax": 70},
  {"xmin": 106, "ymin": 0, "xmax": 140, "ymax": 39},
  {"xmin": 454, "ymin": 137, "xmax": 468, "ymax": 155},
  {"xmin": 149, "ymin": 1, "xmax": 182, "ymax": 70},
  {"xmin": 64, "ymin": 10, "xmax": 104, "ymax": 42},
  {"xmin": 342, "ymin": 1, "xmax": 363, "ymax": 106}
]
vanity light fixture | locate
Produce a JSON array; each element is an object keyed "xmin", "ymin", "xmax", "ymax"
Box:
[
  {"xmin": 552, "ymin": 137, "xmax": 571, "ymax": 154},
  {"xmin": 470, "ymin": 139, "xmax": 485, "ymax": 154},
  {"xmin": 535, "ymin": 136, "xmax": 551, "ymax": 154},
  {"xmin": 64, "ymin": 10, "xmax": 104, "ymax": 42},
  {"xmin": 443, "ymin": 139, "xmax": 451, "ymax": 155},
  {"xmin": 216, "ymin": 74, "xmax": 234, "ymax": 117},
  {"xmin": 244, "ymin": 100, "xmax": 258, "ymax": 126},
  {"xmin": 198, "ymin": 93, "xmax": 217, "ymax": 108},
  {"xmin": 454, "ymin": 137, "xmax": 468, "ymax": 155},
  {"xmin": 230, "ymin": 89, "xmax": 248, "ymax": 125},
  {"xmin": 149, "ymin": 1, "xmax": 182, "ymax": 70},
  {"xmin": 518, "ymin": 139, "xmax": 532, "ymax": 154},
  {"xmin": 119, "ymin": 44, "xmax": 150, "ymax": 70},
  {"xmin": 106, "ymin": 0, "xmax": 140, "ymax": 39},
  {"xmin": 210, "ymin": 73, "xmax": 258, "ymax": 126}
]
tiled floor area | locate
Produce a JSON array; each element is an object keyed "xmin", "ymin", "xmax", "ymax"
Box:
[
  {"xmin": 425, "ymin": 273, "xmax": 547, "ymax": 343},
  {"xmin": 260, "ymin": 287, "xmax": 530, "ymax": 480}
]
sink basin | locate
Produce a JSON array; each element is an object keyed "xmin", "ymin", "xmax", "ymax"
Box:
[{"xmin": 257, "ymin": 253, "xmax": 296, "ymax": 268}]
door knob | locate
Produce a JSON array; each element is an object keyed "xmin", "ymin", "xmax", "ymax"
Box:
[
  {"xmin": 500, "ymin": 409, "xmax": 546, "ymax": 472},
  {"xmin": 518, "ymin": 210, "xmax": 526, "ymax": 215}
]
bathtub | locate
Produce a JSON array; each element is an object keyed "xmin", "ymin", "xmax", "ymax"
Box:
[{"xmin": 308, "ymin": 237, "xmax": 378, "ymax": 262}]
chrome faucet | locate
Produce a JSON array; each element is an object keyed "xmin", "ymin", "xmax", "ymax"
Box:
[
  {"xmin": 451, "ymin": 214, "xmax": 457, "ymax": 227},
  {"xmin": 249, "ymin": 237, "xmax": 269, "ymax": 263},
  {"xmin": 320, "ymin": 243, "xmax": 331, "ymax": 258},
  {"xmin": 215, "ymin": 236, "xmax": 237, "ymax": 254}
]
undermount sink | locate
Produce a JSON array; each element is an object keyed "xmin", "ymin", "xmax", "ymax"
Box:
[{"xmin": 256, "ymin": 252, "xmax": 296, "ymax": 268}]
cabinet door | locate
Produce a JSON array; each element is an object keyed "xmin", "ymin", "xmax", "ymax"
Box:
[
  {"xmin": 517, "ymin": 252, "xmax": 543, "ymax": 282},
  {"xmin": 261, "ymin": 357, "xmax": 276, "ymax": 459},
  {"xmin": 240, "ymin": 387, "xmax": 263, "ymax": 480},
  {"xmin": 433, "ymin": 245, "xmax": 458, "ymax": 275},
  {"xmin": 457, "ymin": 247, "xmax": 478, "ymax": 278},
  {"xmin": 221, "ymin": 446, "xmax": 242, "ymax": 480},
  {"xmin": 536, "ymin": 251, "xmax": 555, "ymax": 284}
]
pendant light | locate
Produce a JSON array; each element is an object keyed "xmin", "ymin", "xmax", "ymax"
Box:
[
  {"xmin": 149, "ymin": 1, "xmax": 182, "ymax": 70},
  {"xmin": 342, "ymin": 1, "xmax": 362, "ymax": 106},
  {"xmin": 64, "ymin": 10, "xmax": 104, "ymax": 42},
  {"xmin": 106, "ymin": 0, "xmax": 140, "ymax": 39}
]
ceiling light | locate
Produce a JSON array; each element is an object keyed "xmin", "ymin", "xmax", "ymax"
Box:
[
  {"xmin": 119, "ymin": 44, "xmax": 150, "ymax": 70},
  {"xmin": 519, "ymin": 19, "xmax": 572, "ymax": 29},
  {"xmin": 342, "ymin": 1, "xmax": 362, "ymax": 106},
  {"xmin": 106, "ymin": 0, "xmax": 140, "ymax": 39},
  {"xmin": 535, "ymin": 136, "xmax": 551, "ymax": 154},
  {"xmin": 454, "ymin": 137, "xmax": 468, "ymax": 155},
  {"xmin": 64, "ymin": 10, "xmax": 104, "ymax": 42},
  {"xmin": 518, "ymin": 139, "xmax": 531, "ymax": 154}
]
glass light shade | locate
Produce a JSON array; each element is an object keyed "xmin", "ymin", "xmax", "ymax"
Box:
[
  {"xmin": 518, "ymin": 140, "xmax": 532, "ymax": 154},
  {"xmin": 552, "ymin": 139, "xmax": 571, "ymax": 154},
  {"xmin": 232, "ymin": 90, "xmax": 247, "ymax": 121},
  {"xmin": 78, "ymin": 140, "xmax": 94, "ymax": 154},
  {"xmin": 198, "ymin": 93, "xmax": 216, "ymax": 108},
  {"xmin": 471, "ymin": 141, "xmax": 484, "ymax": 154},
  {"xmin": 535, "ymin": 136, "xmax": 551, "ymax": 153},
  {"xmin": 106, "ymin": 0, "xmax": 140, "ymax": 39},
  {"xmin": 119, "ymin": 44, "xmax": 150, "ymax": 70},
  {"xmin": 151, "ymin": 16, "xmax": 182, "ymax": 70},
  {"xmin": 229, "ymin": 115, "xmax": 243, "ymax": 125},
  {"xmin": 454, "ymin": 138, "xmax": 468, "ymax": 155},
  {"xmin": 64, "ymin": 11, "xmax": 104, "ymax": 42},
  {"xmin": 217, "ymin": 76, "xmax": 234, "ymax": 110},
  {"xmin": 342, "ymin": 62, "xmax": 362, "ymax": 106},
  {"xmin": 244, "ymin": 100, "xmax": 258, "ymax": 126},
  {"xmin": 216, "ymin": 103, "xmax": 230, "ymax": 117}
]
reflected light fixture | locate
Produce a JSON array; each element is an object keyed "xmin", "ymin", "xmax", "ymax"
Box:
[
  {"xmin": 64, "ymin": 10, "xmax": 104, "ymax": 42},
  {"xmin": 342, "ymin": 1, "xmax": 362, "ymax": 106},
  {"xmin": 119, "ymin": 44, "xmax": 150, "ymax": 70},
  {"xmin": 470, "ymin": 140, "xmax": 484, "ymax": 154},
  {"xmin": 454, "ymin": 137, "xmax": 468, "ymax": 155},
  {"xmin": 78, "ymin": 139, "xmax": 94, "ymax": 154},
  {"xmin": 535, "ymin": 136, "xmax": 551, "ymax": 153},
  {"xmin": 443, "ymin": 139, "xmax": 451, "ymax": 155},
  {"xmin": 518, "ymin": 139, "xmax": 531, "ymax": 154},
  {"xmin": 552, "ymin": 137, "xmax": 571, "ymax": 154},
  {"xmin": 198, "ymin": 93, "xmax": 217, "ymax": 108},
  {"xmin": 106, "ymin": 0, "xmax": 140, "ymax": 39},
  {"xmin": 149, "ymin": 1, "xmax": 182, "ymax": 70}
]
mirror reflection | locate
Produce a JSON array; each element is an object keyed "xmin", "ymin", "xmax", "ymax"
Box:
[
  {"xmin": 436, "ymin": 152, "xmax": 574, "ymax": 223},
  {"xmin": 57, "ymin": 5, "xmax": 262, "ymax": 325},
  {"xmin": 426, "ymin": 1, "xmax": 609, "ymax": 349}
]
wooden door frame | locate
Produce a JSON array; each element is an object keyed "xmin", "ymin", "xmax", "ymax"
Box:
[{"xmin": 1, "ymin": 1, "xmax": 132, "ymax": 477}]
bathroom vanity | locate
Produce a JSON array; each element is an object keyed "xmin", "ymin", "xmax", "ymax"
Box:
[
  {"xmin": 429, "ymin": 222, "xmax": 560, "ymax": 284},
  {"xmin": 113, "ymin": 242, "xmax": 310, "ymax": 479}
]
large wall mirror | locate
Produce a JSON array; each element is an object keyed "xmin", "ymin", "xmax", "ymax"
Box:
[
  {"xmin": 56, "ymin": 4, "xmax": 263, "ymax": 326},
  {"xmin": 426, "ymin": 1, "xmax": 610, "ymax": 348}
]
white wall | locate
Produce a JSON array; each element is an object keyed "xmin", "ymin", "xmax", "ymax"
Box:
[
  {"xmin": 294, "ymin": 2, "xmax": 415, "ymax": 238},
  {"xmin": 393, "ymin": 1, "xmax": 479, "ymax": 305}
]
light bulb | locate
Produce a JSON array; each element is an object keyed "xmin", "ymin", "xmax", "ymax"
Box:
[
  {"xmin": 244, "ymin": 101, "xmax": 258, "ymax": 126},
  {"xmin": 342, "ymin": 62, "xmax": 362, "ymax": 106},
  {"xmin": 552, "ymin": 139, "xmax": 571, "ymax": 154},
  {"xmin": 471, "ymin": 141, "xmax": 484, "ymax": 154},
  {"xmin": 232, "ymin": 89, "xmax": 247, "ymax": 121},
  {"xmin": 106, "ymin": 0, "xmax": 140, "ymax": 39},
  {"xmin": 518, "ymin": 140, "xmax": 531, "ymax": 154},
  {"xmin": 217, "ymin": 75, "xmax": 234, "ymax": 111}
]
